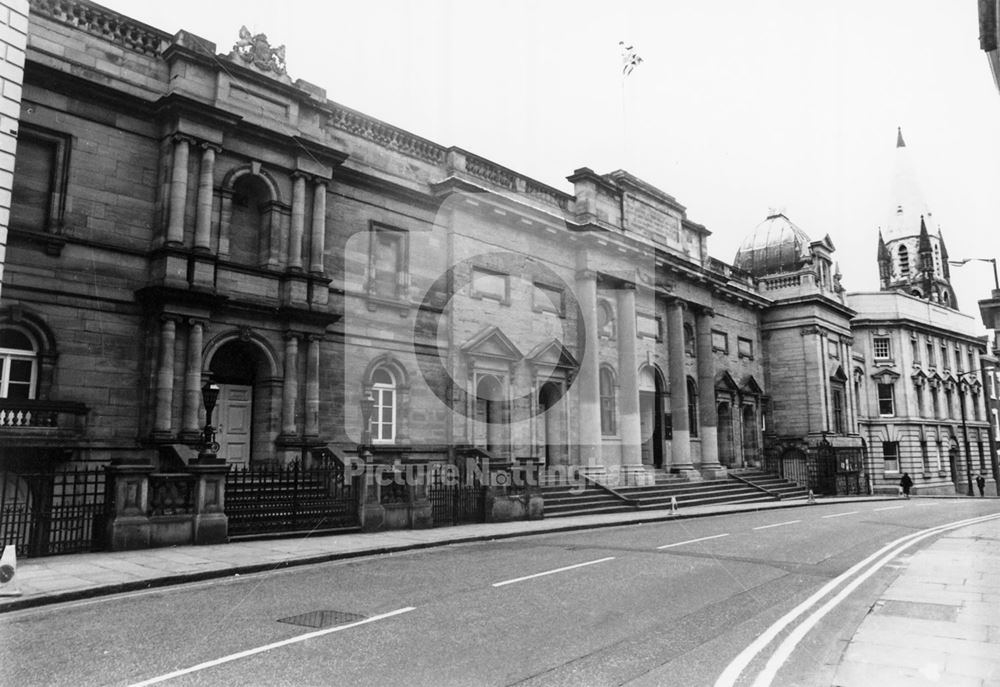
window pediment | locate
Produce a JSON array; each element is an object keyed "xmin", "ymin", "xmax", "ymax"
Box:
[
  {"xmin": 870, "ymin": 369, "xmax": 900, "ymax": 385},
  {"xmin": 460, "ymin": 325, "xmax": 523, "ymax": 362},
  {"xmin": 715, "ymin": 370, "xmax": 740, "ymax": 392},
  {"xmin": 525, "ymin": 338, "xmax": 578, "ymax": 372},
  {"xmin": 740, "ymin": 374, "xmax": 764, "ymax": 396}
]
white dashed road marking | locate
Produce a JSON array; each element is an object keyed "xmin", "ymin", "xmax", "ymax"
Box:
[
  {"xmin": 657, "ymin": 533, "xmax": 730, "ymax": 549},
  {"xmin": 752, "ymin": 520, "xmax": 801, "ymax": 531},
  {"xmin": 492, "ymin": 557, "xmax": 616, "ymax": 588}
]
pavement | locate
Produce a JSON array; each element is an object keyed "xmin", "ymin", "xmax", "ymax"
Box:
[{"xmin": 2, "ymin": 494, "xmax": 998, "ymax": 686}]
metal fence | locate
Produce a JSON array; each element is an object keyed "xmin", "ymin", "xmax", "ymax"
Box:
[
  {"xmin": 429, "ymin": 464, "xmax": 486, "ymax": 527},
  {"xmin": 0, "ymin": 467, "xmax": 108, "ymax": 557},
  {"xmin": 225, "ymin": 458, "xmax": 359, "ymax": 538}
]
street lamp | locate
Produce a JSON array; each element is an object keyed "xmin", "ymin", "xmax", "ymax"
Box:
[
  {"xmin": 359, "ymin": 388, "xmax": 375, "ymax": 457},
  {"xmin": 198, "ymin": 382, "xmax": 221, "ymax": 463},
  {"xmin": 949, "ymin": 257, "xmax": 999, "ymax": 294}
]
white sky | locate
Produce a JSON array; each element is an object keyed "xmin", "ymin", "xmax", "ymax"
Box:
[{"xmin": 97, "ymin": 0, "xmax": 1000, "ymax": 326}]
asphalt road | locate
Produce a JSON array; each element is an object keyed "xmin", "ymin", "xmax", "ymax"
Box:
[{"xmin": 2, "ymin": 499, "xmax": 998, "ymax": 687}]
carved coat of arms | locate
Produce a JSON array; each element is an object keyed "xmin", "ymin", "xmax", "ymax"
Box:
[{"xmin": 230, "ymin": 26, "xmax": 286, "ymax": 75}]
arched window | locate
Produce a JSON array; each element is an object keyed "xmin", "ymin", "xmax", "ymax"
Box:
[
  {"xmin": 898, "ymin": 245, "xmax": 909, "ymax": 277},
  {"xmin": 370, "ymin": 367, "xmax": 396, "ymax": 443},
  {"xmin": 684, "ymin": 323, "xmax": 696, "ymax": 357},
  {"xmin": 687, "ymin": 377, "xmax": 698, "ymax": 437},
  {"xmin": 597, "ymin": 300, "xmax": 615, "ymax": 338},
  {"xmin": 0, "ymin": 327, "xmax": 37, "ymax": 399},
  {"xmin": 599, "ymin": 366, "xmax": 616, "ymax": 435},
  {"xmin": 229, "ymin": 174, "xmax": 272, "ymax": 266}
]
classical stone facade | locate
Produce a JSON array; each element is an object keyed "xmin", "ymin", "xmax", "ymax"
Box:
[{"xmin": 3, "ymin": 0, "xmax": 991, "ymax": 511}]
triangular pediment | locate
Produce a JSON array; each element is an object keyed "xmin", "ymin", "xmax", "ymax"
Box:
[
  {"xmin": 830, "ymin": 365, "xmax": 849, "ymax": 382},
  {"xmin": 460, "ymin": 325, "xmax": 523, "ymax": 361},
  {"xmin": 740, "ymin": 374, "xmax": 764, "ymax": 396},
  {"xmin": 716, "ymin": 370, "xmax": 740, "ymax": 392},
  {"xmin": 871, "ymin": 368, "xmax": 901, "ymax": 385},
  {"xmin": 525, "ymin": 338, "xmax": 579, "ymax": 371}
]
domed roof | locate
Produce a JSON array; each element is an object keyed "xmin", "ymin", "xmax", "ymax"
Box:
[{"xmin": 733, "ymin": 213, "xmax": 811, "ymax": 276}]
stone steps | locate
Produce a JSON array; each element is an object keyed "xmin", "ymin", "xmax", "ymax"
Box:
[{"xmin": 540, "ymin": 471, "xmax": 809, "ymax": 518}]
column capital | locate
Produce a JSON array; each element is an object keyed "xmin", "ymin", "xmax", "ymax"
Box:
[
  {"xmin": 187, "ymin": 317, "xmax": 208, "ymax": 328},
  {"xmin": 283, "ymin": 330, "xmax": 303, "ymax": 342},
  {"xmin": 160, "ymin": 313, "xmax": 183, "ymax": 324},
  {"xmin": 199, "ymin": 142, "xmax": 222, "ymax": 154},
  {"xmin": 306, "ymin": 333, "xmax": 324, "ymax": 343},
  {"xmin": 170, "ymin": 133, "xmax": 198, "ymax": 146},
  {"xmin": 665, "ymin": 296, "xmax": 688, "ymax": 311},
  {"xmin": 693, "ymin": 304, "xmax": 715, "ymax": 318},
  {"xmin": 575, "ymin": 269, "xmax": 598, "ymax": 282}
]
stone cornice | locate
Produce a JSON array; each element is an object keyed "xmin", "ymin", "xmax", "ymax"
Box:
[{"xmin": 30, "ymin": 0, "xmax": 170, "ymax": 57}]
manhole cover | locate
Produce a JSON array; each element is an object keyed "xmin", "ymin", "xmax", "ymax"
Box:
[{"xmin": 278, "ymin": 610, "xmax": 367, "ymax": 629}]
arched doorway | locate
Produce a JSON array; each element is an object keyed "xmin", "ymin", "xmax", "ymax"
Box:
[
  {"xmin": 208, "ymin": 339, "xmax": 271, "ymax": 466},
  {"xmin": 474, "ymin": 374, "xmax": 506, "ymax": 457},
  {"xmin": 639, "ymin": 366, "xmax": 665, "ymax": 468},
  {"xmin": 538, "ymin": 380, "xmax": 566, "ymax": 465},
  {"xmin": 717, "ymin": 401, "xmax": 735, "ymax": 466}
]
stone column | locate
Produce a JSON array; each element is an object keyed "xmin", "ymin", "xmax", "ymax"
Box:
[
  {"xmin": 616, "ymin": 285, "xmax": 644, "ymax": 484},
  {"xmin": 309, "ymin": 180, "xmax": 327, "ymax": 274},
  {"xmin": 667, "ymin": 300, "xmax": 698, "ymax": 478},
  {"xmin": 180, "ymin": 319, "xmax": 205, "ymax": 440},
  {"xmin": 696, "ymin": 306, "xmax": 725, "ymax": 478},
  {"xmin": 166, "ymin": 137, "xmax": 190, "ymax": 245},
  {"xmin": 304, "ymin": 335, "xmax": 321, "ymax": 437},
  {"xmin": 575, "ymin": 268, "xmax": 604, "ymax": 476},
  {"xmin": 281, "ymin": 333, "xmax": 300, "ymax": 437},
  {"xmin": 193, "ymin": 145, "xmax": 216, "ymax": 251},
  {"xmin": 153, "ymin": 317, "xmax": 178, "ymax": 437},
  {"xmin": 289, "ymin": 174, "xmax": 306, "ymax": 271}
]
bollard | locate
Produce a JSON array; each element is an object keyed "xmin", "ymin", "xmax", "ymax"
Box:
[
  {"xmin": 0, "ymin": 545, "xmax": 21, "ymax": 597},
  {"xmin": 670, "ymin": 496, "xmax": 678, "ymax": 513},
  {"xmin": 807, "ymin": 489, "xmax": 815, "ymax": 504}
]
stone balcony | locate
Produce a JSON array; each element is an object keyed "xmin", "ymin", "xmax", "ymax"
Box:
[{"xmin": 0, "ymin": 398, "xmax": 88, "ymax": 447}]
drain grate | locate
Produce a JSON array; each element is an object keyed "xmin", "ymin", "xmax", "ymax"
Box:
[{"xmin": 277, "ymin": 610, "xmax": 367, "ymax": 629}]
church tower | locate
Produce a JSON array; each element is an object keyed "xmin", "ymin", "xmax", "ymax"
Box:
[{"xmin": 876, "ymin": 128, "xmax": 958, "ymax": 308}]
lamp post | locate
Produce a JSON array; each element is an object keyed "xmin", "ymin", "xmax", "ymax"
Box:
[
  {"xmin": 949, "ymin": 257, "xmax": 999, "ymax": 295},
  {"xmin": 198, "ymin": 382, "xmax": 221, "ymax": 463},
  {"xmin": 359, "ymin": 389, "xmax": 375, "ymax": 459}
]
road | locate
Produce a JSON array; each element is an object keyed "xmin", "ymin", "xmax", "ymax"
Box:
[{"xmin": 2, "ymin": 499, "xmax": 998, "ymax": 687}]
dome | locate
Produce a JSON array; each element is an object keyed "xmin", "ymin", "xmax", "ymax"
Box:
[{"xmin": 733, "ymin": 213, "xmax": 812, "ymax": 276}]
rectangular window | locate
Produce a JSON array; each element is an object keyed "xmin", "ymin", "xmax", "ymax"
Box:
[
  {"xmin": 920, "ymin": 438, "xmax": 930, "ymax": 473},
  {"xmin": 973, "ymin": 392, "xmax": 982, "ymax": 421},
  {"xmin": 831, "ymin": 386, "xmax": 845, "ymax": 433},
  {"xmin": 371, "ymin": 387, "xmax": 396, "ymax": 443},
  {"xmin": 911, "ymin": 337, "xmax": 919, "ymax": 365},
  {"xmin": 941, "ymin": 343, "xmax": 949, "ymax": 370},
  {"xmin": 873, "ymin": 337, "xmax": 891, "ymax": 360},
  {"xmin": 471, "ymin": 267, "xmax": 509, "ymax": 303},
  {"xmin": 637, "ymin": 313, "xmax": 661, "ymax": 340},
  {"xmin": 711, "ymin": 330, "xmax": 728, "ymax": 353},
  {"xmin": 877, "ymin": 383, "xmax": 895, "ymax": 416},
  {"xmin": 956, "ymin": 346, "xmax": 963, "ymax": 373},
  {"xmin": 969, "ymin": 351, "xmax": 978, "ymax": 375},
  {"xmin": 532, "ymin": 282, "xmax": 564, "ymax": 316},
  {"xmin": 926, "ymin": 339, "xmax": 935, "ymax": 368},
  {"xmin": 368, "ymin": 224, "xmax": 408, "ymax": 301},
  {"xmin": 883, "ymin": 441, "xmax": 899, "ymax": 473},
  {"xmin": 931, "ymin": 388, "xmax": 940, "ymax": 418},
  {"xmin": 828, "ymin": 338, "xmax": 840, "ymax": 359},
  {"xmin": 978, "ymin": 441, "xmax": 986, "ymax": 471},
  {"xmin": 10, "ymin": 127, "xmax": 69, "ymax": 235},
  {"xmin": 737, "ymin": 337, "xmax": 753, "ymax": 359}
]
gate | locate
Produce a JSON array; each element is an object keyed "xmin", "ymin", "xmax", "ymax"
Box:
[
  {"xmin": 779, "ymin": 449, "xmax": 809, "ymax": 487},
  {"xmin": 0, "ymin": 467, "xmax": 107, "ymax": 558},
  {"xmin": 225, "ymin": 457, "xmax": 359, "ymax": 537},
  {"xmin": 429, "ymin": 464, "xmax": 485, "ymax": 527}
]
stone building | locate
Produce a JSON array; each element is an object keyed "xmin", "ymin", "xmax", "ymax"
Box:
[
  {"xmin": 4, "ymin": 0, "xmax": 988, "ymax": 524},
  {"xmin": 850, "ymin": 131, "xmax": 992, "ymax": 496}
]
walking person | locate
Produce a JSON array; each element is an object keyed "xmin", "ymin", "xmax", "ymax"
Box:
[
  {"xmin": 899, "ymin": 472, "xmax": 913, "ymax": 499},
  {"xmin": 975, "ymin": 473, "xmax": 986, "ymax": 497}
]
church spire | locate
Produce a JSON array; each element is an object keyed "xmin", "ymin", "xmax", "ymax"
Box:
[{"xmin": 896, "ymin": 126, "xmax": 906, "ymax": 148}]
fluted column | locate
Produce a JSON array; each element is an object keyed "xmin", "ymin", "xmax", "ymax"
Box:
[
  {"xmin": 193, "ymin": 145, "xmax": 216, "ymax": 250},
  {"xmin": 696, "ymin": 306, "xmax": 725, "ymax": 477},
  {"xmin": 281, "ymin": 333, "xmax": 300, "ymax": 437},
  {"xmin": 166, "ymin": 137, "xmax": 190, "ymax": 245},
  {"xmin": 289, "ymin": 174, "xmax": 306, "ymax": 271},
  {"xmin": 309, "ymin": 180, "xmax": 327, "ymax": 273},
  {"xmin": 180, "ymin": 319, "xmax": 206, "ymax": 438},
  {"xmin": 667, "ymin": 299, "xmax": 696, "ymax": 476},
  {"xmin": 616, "ymin": 285, "xmax": 643, "ymax": 481},
  {"xmin": 304, "ymin": 335, "xmax": 321, "ymax": 437},
  {"xmin": 575, "ymin": 268, "xmax": 602, "ymax": 470},
  {"xmin": 153, "ymin": 317, "xmax": 179, "ymax": 436}
]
